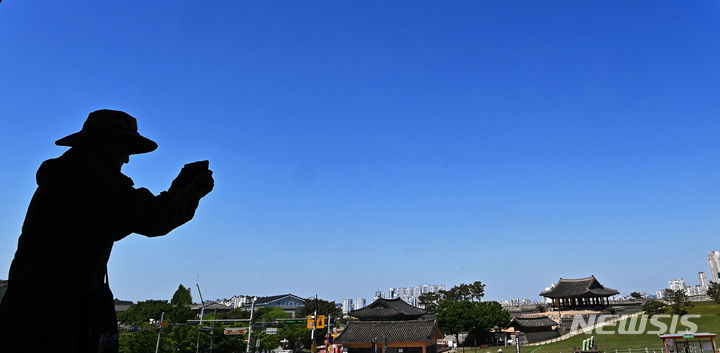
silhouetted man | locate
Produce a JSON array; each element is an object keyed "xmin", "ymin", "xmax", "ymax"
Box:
[{"xmin": 0, "ymin": 109, "xmax": 214, "ymax": 352}]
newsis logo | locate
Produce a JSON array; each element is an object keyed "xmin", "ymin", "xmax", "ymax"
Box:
[{"xmin": 569, "ymin": 314, "xmax": 701, "ymax": 335}]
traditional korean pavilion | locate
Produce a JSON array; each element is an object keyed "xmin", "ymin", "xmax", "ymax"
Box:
[
  {"xmin": 335, "ymin": 320, "xmax": 444, "ymax": 353},
  {"xmin": 335, "ymin": 298, "xmax": 443, "ymax": 353},
  {"xmin": 347, "ymin": 297, "xmax": 430, "ymax": 321},
  {"xmin": 540, "ymin": 276, "xmax": 619, "ymax": 310}
]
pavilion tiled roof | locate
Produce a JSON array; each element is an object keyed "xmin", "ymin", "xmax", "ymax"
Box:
[
  {"xmin": 540, "ymin": 276, "xmax": 619, "ymax": 298},
  {"xmin": 334, "ymin": 320, "xmax": 442, "ymax": 344},
  {"xmin": 513, "ymin": 316, "xmax": 558, "ymax": 328},
  {"xmin": 254, "ymin": 294, "xmax": 306, "ymax": 305},
  {"xmin": 348, "ymin": 297, "xmax": 426, "ymax": 320}
]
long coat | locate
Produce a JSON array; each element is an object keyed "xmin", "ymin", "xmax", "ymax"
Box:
[{"xmin": 0, "ymin": 148, "xmax": 203, "ymax": 352}]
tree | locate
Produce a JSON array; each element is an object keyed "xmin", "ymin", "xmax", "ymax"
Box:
[
  {"xmin": 707, "ymin": 282, "xmax": 720, "ymax": 305},
  {"xmin": 472, "ymin": 301, "xmax": 512, "ymax": 337},
  {"xmin": 118, "ymin": 300, "xmax": 174, "ymax": 326},
  {"xmin": 171, "ymin": 284, "xmax": 192, "ymax": 306},
  {"xmin": 256, "ymin": 307, "xmax": 289, "ymax": 325},
  {"xmin": 418, "ymin": 291, "xmax": 444, "ymax": 313},
  {"xmin": 445, "ymin": 284, "xmax": 472, "ymax": 301},
  {"xmin": 437, "ymin": 300, "xmax": 478, "ymax": 345},
  {"xmin": 298, "ymin": 297, "xmax": 342, "ymax": 318},
  {"xmin": 630, "ymin": 292, "xmax": 643, "ymax": 299},
  {"xmin": 437, "ymin": 300, "xmax": 511, "ymax": 345},
  {"xmin": 117, "ymin": 299, "xmax": 195, "ymax": 326},
  {"xmin": 299, "ymin": 297, "xmax": 341, "ymax": 346},
  {"xmin": 435, "ymin": 282, "xmax": 511, "ymax": 345},
  {"xmin": 663, "ymin": 289, "xmax": 693, "ymax": 315},
  {"xmin": 642, "ymin": 300, "xmax": 667, "ymax": 315},
  {"xmin": 469, "ymin": 281, "xmax": 486, "ymax": 301},
  {"xmin": 219, "ymin": 307, "xmax": 251, "ymax": 320}
]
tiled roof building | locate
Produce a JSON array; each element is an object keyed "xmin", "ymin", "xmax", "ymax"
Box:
[
  {"xmin": 512, "ymin": 316, "xmax": 560, "ymax": 344},
  {"xmin": 540, "ymin": 276, "xmax": 618, "ymax": 310},
  {"xmin": 336, "ymin": 298, "xmax": 443, "ymax": 353},
  {"xmin": 348, "ymin": 297, "xmax": 428, "ymax": 321}
]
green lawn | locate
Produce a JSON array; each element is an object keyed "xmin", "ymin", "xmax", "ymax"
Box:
[
  {"xmin": 452, "ymin": 302, "xmax": 720, "ymax": 353},
  {"xmin": 515, "ymin": 301, "xmax": 720, "ymax": 353}
]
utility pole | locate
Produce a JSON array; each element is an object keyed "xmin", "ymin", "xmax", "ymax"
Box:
[
  {"xmin": 246, "ymin": 297, "xmax": 258, "ymax": 353},
  {"xmin": 155, "ymin": 311, "xmax": 165, "ymax": 353},
  {"xmin": 196, "ymin": 279, "xmax": 207, "ymax": 353},
  {"xmin": 210, "ymin": 308, "xmax": 218, "ymax": 353},
  {"xmin": 311, "ymin": 294, "xmax": 318, "ymax": 353}
]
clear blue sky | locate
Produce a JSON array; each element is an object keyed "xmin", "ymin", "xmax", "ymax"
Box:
[{"xmin": 1, "ymin": 1, "xmax": 719, "ymax": 304}]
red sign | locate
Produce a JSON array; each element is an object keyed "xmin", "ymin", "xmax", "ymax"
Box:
[{"xmin": 224, "ymin": 327, "xmax": 248, "ymax": 335}]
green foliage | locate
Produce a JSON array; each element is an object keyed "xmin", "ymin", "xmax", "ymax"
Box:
[
  {"xmin": 630, "ymin": 292, "xmax": 643, "ymax": 299},
  {"xmin": 517, "ymin": 301, "xmax": 720, "ymax": 353},
  {"xmin": 219, "ymin": 307, "xmax": 251, "ymax": 320},
  {"xmin": 256, "ymin": 330, "xmax": 283, "ymax": 351},
  {"xmin": 119, "ymin": 329, "xmax": 158, "ymax": 353},
  {"xmin": 118, "ymin": 300, "xmax": 173, "ymax": 326},
  {"xmin": 472, "ymin": 301, "xmax": 512, "ymax": 336},
  {"xmin": 299, "ymin": 297, "xmax": 342, "ymax": 318},
  {"xmin": 298, "ymin": 297, "xmax": 339, "ymax": 346},
  {"xmin": 117, "ymin": 299, "xmax": 195, "ymax": 326},
  {"xmin": 283, "ymin": 322, "xmax": 311, "ymax": 347},
  {"xmin": 437, "ymin": 300, "xmax": 480, "ymax": 336},
  {"xmin": 257, "ymin": 307, "xmax": 289, "ymax": 321},
  {"xmin": 171, "ymin": 284, "xmax": 193, "ymax": 306},
  {"xmin": 443, "ymin": 281, "xmax": 486, "ymax": 302},
  {"xmin": 664, "ymin": 289, "xmax": 693, "ymax": 315},
  {"xmin": 707, "ymin": 282, "xmax": 720, "ymax": 304},
  {"xmin": 642, "ymin": 300, "xmax": 666, "ymax": 315},
  {"xmin": 435, "ymin": 281, "xmax": 508, "ymax": 344},
  {"xmin": 119, "ymin": 324, "xmax": 247, "ymax": 353},
  {"xmin": 418, "ymin": 291, "xmax": 443, "ymax": 313}
]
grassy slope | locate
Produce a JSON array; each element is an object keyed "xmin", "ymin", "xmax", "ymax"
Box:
[{"xmin": 517, "ymin": 301, "xmax": 720, "ymax": 353}]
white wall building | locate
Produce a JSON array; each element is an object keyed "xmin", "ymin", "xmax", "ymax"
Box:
[
  {"xmin": 342, "ymin": 298, "xmax": 353, "ymax": 314},
  {"xmin": 668, "ymin": 278, "xmax": 687, "ymax": 291},
  {"xmin": 355, "ymin": 298, "xmax": 366, "ymax": 310},
  {"xmin": 699, "ymin": 272, "xmax": 710, "ymax": 289},
  {"xmin": 708, "ymin": 251, "xmax": 720, "ymax": 282}
]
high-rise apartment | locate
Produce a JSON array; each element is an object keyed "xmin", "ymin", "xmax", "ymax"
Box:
[
  {"xmin": 342, "ymin": 298, "xmax": 353, "ymax": 314},
  {"xmin": 708, "ymin": 251, "xmax": 720, "ymax": 282},
  {"xmin": 355, "ymin": 297, "xmax": 366, "ymax": 310},
  {"xmin": 699, "ymin": 272, "xmax": 710, "ymax": 289},
  {"xmin": 668, "ymin": 278, "xmax": 687, "ymax": 291}
]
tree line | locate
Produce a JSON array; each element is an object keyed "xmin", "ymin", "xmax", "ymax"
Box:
[
  {"xmin": 116, "ymin": 285, "xmax": 341, "ymax": 353},
  {"xmin": 418, "ymin": 281, "xmax": 512, "ymax": 346}
]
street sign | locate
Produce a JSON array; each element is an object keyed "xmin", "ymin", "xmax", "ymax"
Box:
[
  {"xmin": 316, "ymin": 315, "xmax": 326, "ymax": 329},
  {"xmin": 224, "ymin": 327, "xmax": 248, "ymax": 335},
  {"xmin": 266, "ymin": 328, "xmax": 278, "ymax": 335},
  {"xmin": 307, "ymin": 315, "xmax": 315, "ymax": 329}
]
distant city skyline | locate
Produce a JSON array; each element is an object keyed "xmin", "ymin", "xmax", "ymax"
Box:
[
  {"xmin": 655, "ymin": 250, "xmax": 719, "ymax": 299},
  {"xmin": 167, "ymin": 249, "xmax": 720, "ymax": 304}
]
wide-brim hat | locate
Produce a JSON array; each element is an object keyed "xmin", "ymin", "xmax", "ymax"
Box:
[{"xmin": 55, "ymin": 109, "xmax": 158, "ymax": 154}]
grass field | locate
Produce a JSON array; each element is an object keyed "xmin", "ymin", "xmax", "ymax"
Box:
[{"xmin": 454, "ymin": 301, "xmax": 720, "ymax": 353}]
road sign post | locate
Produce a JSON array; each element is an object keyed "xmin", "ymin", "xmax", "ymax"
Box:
[{"xmin": 224, "ymin": 328, "xmax": 248, "ymax": 336}]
